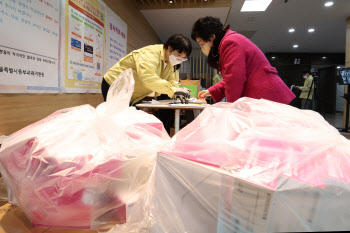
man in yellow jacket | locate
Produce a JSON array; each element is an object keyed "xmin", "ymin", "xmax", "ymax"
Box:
[
  {"xmin": 296, "ymin": 70, "xmax": 314, "ymax": 109},
  {"xmin": 102, "ymin": 33, "xmax": 192, "ymax": 105}
]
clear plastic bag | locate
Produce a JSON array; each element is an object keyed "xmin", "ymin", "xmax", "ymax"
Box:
[
  {"xmin": 0, "ymin": 69, "xmax": 170, "ymax": 229},
  {"xmin": 108, "ymin": 97, "xmax": 350, "ymax": 233}
]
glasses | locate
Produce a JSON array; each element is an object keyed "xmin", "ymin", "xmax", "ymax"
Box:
[
  {"xmin": 177, "ymin": 56, "xmax": 188, "ymax": 62},
  {"xmin": 173, "ymin": 51, "xmax": 188, "ymax": 61}
]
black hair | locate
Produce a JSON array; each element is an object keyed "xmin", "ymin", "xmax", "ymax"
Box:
[
  {"xmin": 302, "ymin": 70, "xmax": 310, "ymax": 75},
  {"xmin": 164, "ymin": 33, "xmax": 192, "ymax": 70},
  {"xmin": 191, "ymin": 16, "xmax": 229, "ymax": 69}
]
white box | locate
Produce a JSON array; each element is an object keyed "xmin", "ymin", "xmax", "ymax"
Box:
[
  {"xmin": 217, "ymin": 176, "xmax": 275, "ymax": 233},
  {"xmin": 218, "ymin": 176, "xmax": 350, "ymax": 232},
  {"xmin": 151, "ymin": 153, "xmax": 222, "ymax": 233},
  {"xmin": 312, "ymin": 179, "xmax": 350, "ymax": 231},
  {"xmin": 150, "ymin": 154, "xmax": 350, "ymax": 233}
]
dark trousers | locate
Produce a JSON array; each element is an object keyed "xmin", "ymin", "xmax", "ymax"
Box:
[
  {"xmin": 101, "ymin": 78, "xmax": 110, "ymax": 102},
  {"xmin": 301, "ymin": 98, "xmax": 312, "ymax": 109},
  {"xmin": 155, "ymin": 94, "xmax": 174, "ymax": 135}
]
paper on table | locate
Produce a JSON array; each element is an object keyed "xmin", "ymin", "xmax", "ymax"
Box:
[
  {"xmin": 169, "ymin": 104, "xmax": 207, "ymax": 107},
  {"xmin": 151, "ymin": 100, "xmax": 161, "ymax": 104}
]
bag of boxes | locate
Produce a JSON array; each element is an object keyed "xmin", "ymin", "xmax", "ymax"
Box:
[
  {"xmin": 0, "ymin": 69, "xmax": 170, "ymax": 229},
  {"xmin": 108, "ymin": 97, "xmax": 350, "ymax": 233}
]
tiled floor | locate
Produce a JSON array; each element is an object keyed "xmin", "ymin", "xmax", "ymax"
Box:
[
  {"xmin": 323, "ymin": 113, "xmax": 345, "ymax": 128},
  {"xmin": 323, "ymin": 112, "xmax": 350, "ymax": 139},
  {"xmin": 341, "ymin": 132, "xmax": 350, "ymax": 140}
]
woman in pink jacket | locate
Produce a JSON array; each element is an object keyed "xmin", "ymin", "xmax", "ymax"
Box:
[{"xmin": 192, "ymin": 16, "xmax": 295, "ymax": 104}]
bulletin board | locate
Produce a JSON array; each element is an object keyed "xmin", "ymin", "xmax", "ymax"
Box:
[
  {"xmin": 105, "ymin": 6, "xmax": 127, "ymax": 72},
  {"xmin": 0, "ymin": 0, "xmax": 127, "ymax": 94},
  {"xmin": 63, "ymin": 0, "xmax": 105, "ymax": 93},
  {"xmin": 0, "ymin": 0, "xmax": 61, "ymax": 93}
]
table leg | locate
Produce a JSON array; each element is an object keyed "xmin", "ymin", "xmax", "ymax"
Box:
[{"xmin": 175, "ymin": 109, "xmax": 180, "ymax": 133}]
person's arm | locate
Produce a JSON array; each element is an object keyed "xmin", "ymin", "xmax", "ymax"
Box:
[
  {"xmin": 300, "ymin": 76, "xmax": 313, "ymax": 92},
  {"xmin": 208, "ymin": 79, "xmax": 226, "ymax": 102},
  {"xmin": 208, "ymin": 40, "xmax": 246, "ymax": 102},
  {"xmin": 135, "ymin": 51, "xmax": 177, "ymax": 97},
  {"xmin": 168, "ymin": 69, "xmax": 180, "ymax": 88}
]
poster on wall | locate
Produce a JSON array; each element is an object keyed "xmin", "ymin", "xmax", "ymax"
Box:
[
  {"xmin": 106, "ymin": 6, "xmax": 127, "ymax": 72},
  {"xmin": 0, "ymin": 0, "xmax": 61, "ymax": 93},
  {"xmin": 64, "ymin": 0, "xmax": 105, "ymax": 93}
]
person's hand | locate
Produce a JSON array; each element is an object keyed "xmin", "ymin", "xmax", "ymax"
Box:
[
  {"xmin": 174, "ymin": 87, "xmax": 190, "ymax": 104},
  {"xmin": 198, "ymin": 90, "xmax": 211, "ymax": 99},
  {"xmin": 198, "ymin": 98, "xmax": 207, "ymax": 104}
]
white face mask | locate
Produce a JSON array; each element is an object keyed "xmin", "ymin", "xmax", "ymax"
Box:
[
  {"xmin": 201, "ymin": 42, "xmax": 211, "ymax": 56},
  {"xmin": 201, "ymin": 41, "xmax": 211, "ymax": 57},
  {"xmin": 303, "ymin": 75, "xmax": 307, "ymax": 79},
  {"xmin": 200, "ymin": 38, "xmax": 214, "ymax": 57},
  {"xmin": 169, "ymin": 52, "xmax": 183, "ymax": 66}
]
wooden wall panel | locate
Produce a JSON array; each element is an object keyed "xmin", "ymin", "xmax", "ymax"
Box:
[
  {"xmin": 0, "ymin": 94, "xmax": 104, "ymax": 135},
  {"xmin": 0, "ymin": 0, "xmax": 159, "ymax": 136}
]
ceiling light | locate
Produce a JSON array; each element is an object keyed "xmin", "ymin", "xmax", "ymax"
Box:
[
  {"xmin": 337, "ymin": 66, "xmax": 341, "ymax": 69},
  {"xmin": 322, "ymin": 57, "xmax": 327, "ymax": 59},
  {"xmin": 241, "ymin": 0, "xmax": 272, "ymax": 12},
  {"xmin": 308, "ymin": 28, "xmax": 315, "ymax": 33},
  {"xmin": 169, "ymin": 0, "xmax": 173, "ymax": 3},
  {"xmin": 272, "ymin": 57, "xmax": 276, "ymax": 59},
  {"xmin": 325, "ymin": 1, "xmax": 333, "ymax": 7},
  {"xmin": 293, "ymin": 44, "xmax": 298, "ymax": 48},
  {"xmin": 289, "ymin": 28, "xmax": 295, "ymax": 33}
]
